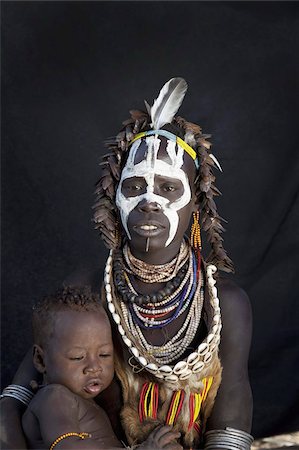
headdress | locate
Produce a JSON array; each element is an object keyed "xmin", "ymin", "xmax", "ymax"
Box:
[{"xmin": 93, "ymin": 78, "xmax": 234, "ymax": 273}]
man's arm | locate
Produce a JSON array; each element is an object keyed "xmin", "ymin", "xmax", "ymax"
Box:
[
  {"xmin": 206, "ymin": 279, "xmax": 253, "ymax": 432},
  {"xmin": 0, "ymin": 348, "xmax": 39, "ymax": 449}
]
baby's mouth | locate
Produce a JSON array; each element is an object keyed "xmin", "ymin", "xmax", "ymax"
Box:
[{"xmin": 84, "ymin": 380, "xmax": 102, "ymax": 395}]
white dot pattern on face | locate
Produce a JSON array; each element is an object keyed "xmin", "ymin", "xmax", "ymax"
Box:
[{"xmin": 116, "ymin": 136, "xmax": 192, "ymax": 247}]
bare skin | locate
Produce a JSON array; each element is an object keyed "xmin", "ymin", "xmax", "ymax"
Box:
[{"xmin": 0, "ymin": 141, "xmax": 252, "ymax": 449}]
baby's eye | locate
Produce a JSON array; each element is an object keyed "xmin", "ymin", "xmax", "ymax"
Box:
[
  {"xmin": 69, "ymin": 356, "xmax": 84, "ymax": 361},
  {"xmin": 100, "ymin": 353, "xmax": 111, "ymax": 358}
]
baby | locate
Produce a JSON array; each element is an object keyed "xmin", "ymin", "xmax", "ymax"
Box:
[{"xmin": 22, "ymin": 286, "xmax": 181, "ymax": 450}]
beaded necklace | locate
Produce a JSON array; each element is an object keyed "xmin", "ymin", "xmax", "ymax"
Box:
[{"xmin": 105, "ymin": 247, "xmax": 222, "ymax": 383}]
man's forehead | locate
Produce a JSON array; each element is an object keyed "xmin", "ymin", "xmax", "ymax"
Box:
[{"xmin": 131, "ymin": 137, "xmax": 182, "ymax": 167}]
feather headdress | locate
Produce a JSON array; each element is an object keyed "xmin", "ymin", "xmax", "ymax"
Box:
[
  {"xmin": 149, "ymin": 77, "xmax": 188, "ymax": 129},
  {"xmin": 93, "ymin": 78, "xmax": 234, "ymax": 273}
]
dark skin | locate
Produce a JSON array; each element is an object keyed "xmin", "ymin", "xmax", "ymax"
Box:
[
  {"xmin": 21, "ymin": 310, "xmax": 181, "ymax": 450},
  {"xmin": 0, "ymin": 140, "xmax": 252, "ymax": 449}
]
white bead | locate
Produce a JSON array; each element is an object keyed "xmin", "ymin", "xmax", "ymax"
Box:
[
  {"xmin": 173, "ymin": 361, "xmax": 188, "ymax": 375},
  {"xmin": 118, "ymin": 325, "xmax": 125, "ymax": 336},
  {"xmin": 108, "ymin": 303, "xmax": 115, "ymax": 314},
  {"xmin": 131, "ymin": 347, "xmax": 139, "ymax": 358},
  {"xmin": 106, "ymin": 292, "xmax": 112, "ymax": 303},
  {"xmin": 122, "ymin": 336, "xmax": 132, "ymax": 347},
  {"xmin": 138, "ymin": 356, "xmax": 147, "ymax": 366},
  {"xmin": 192, "ymin": 361, "xmax": 204, "ymax": 373},
  {"xmin": 105, "ymin": 274, "xmax": 110, "ymax": 284},
  {"xmin": 187, "ymin": 352, "xmax": 200, "ymax": 366},
  {"xmin": 198, "ymin": 343, "xmax": 209, "ymax": 355},
  {"xmin": 112, "ymin": 313, "xmax": 120, "ymax": 325}
]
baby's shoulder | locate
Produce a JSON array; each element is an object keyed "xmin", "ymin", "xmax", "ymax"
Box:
[{"xmin": 29, "ymin": 384, "xmax": 78, "ymax": 414}]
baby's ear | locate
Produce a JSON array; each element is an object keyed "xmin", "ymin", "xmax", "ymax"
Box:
[{"xmin": 33, "ymin": 344, "xmax": 46, "ymax": 374}]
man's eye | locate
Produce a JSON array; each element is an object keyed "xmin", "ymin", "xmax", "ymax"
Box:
[{"xmin": 163, "ymin": 184, "xmax": 176, "ymax": 192}]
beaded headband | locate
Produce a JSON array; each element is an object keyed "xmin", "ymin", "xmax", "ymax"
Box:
[{"xmin": 129, "ymin": 129, "xmax": 199, "ymax": 169}]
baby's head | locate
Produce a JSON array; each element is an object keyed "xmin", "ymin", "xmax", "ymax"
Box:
[{"xmin": 32, "ymin": 286, "xmax": 114, "ymax": 399}]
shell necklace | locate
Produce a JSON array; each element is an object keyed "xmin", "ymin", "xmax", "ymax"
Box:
[{"xmin": 104, "ymin": 250, "xmax": 222, "ymax": 383}]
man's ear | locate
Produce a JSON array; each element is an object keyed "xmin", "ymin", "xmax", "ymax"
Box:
[{"xmin": 33, "ymin": 344, "xmax": 46, "ymax": 374}]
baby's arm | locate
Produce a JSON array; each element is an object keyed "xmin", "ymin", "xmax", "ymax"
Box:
[{"xmin": 25, "ymin": 384, "xmax": 122, "ymax": 450}]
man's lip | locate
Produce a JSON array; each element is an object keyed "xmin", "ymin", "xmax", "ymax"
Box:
[{"xmin": 133, "ymin": 222, "xmax": 165, "ymax": 237}]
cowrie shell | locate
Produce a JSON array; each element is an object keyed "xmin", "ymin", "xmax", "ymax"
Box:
[
  {"xmin": 213, "ymin": 314, "xmax": 220, "ymax": 324},
  {"xmin": 122, "ymin": 336, "xmax": 132, "ymax": 347},
  {"xmin": 209, "ymin": 343, "xmax": 217, "ymax": 353},
  {"xmin": 118, "ymin": 325, "xmax": 125, "ymax": 336},
  {"xmin": 146, "ymin": 363, "xmax": 158, "ymax": 373},
  {"xmin": 198, "ymin": 343, "xmax": 209, "ymax": 355},
  {"xmin": 212, "ymin": 324, "xmax": 218, "ymax": 334},
  {"xmin": 159, "ymin": 365, "xmax": 173, "ymax": 374},
  {"xmin": 204, "ymin": 352, "xmax": 212, "ymax": 364},
  {"xmin": 131, "ymin": 347, "xmax": 139, "ymax": 358},
  {"xmin": 208, "ymin": 264, "xmax": 217, "ymax": 274},
  {"xmin": 165, "ymin": 374, "xmax": 179, "ymax": 383},
  {"xmin": 173, "ymin": 361, "xmax": 188, "ymax": 375},
  {"xmin": 192, "ymin": 361, "xmax": 205, "ymax": 373},
  {"xmin": 211, "ymin": 286, "xmax": 218, "ymax": 298},
  {"xmin": 179, "ymin": 369, "xmax": 192, "ymax": 380},
  {"xmin": 112, "ymin": 313, "xmax": 120, "ymax": 325},
  {"xmin": 215, "ymin": 335, "xmax": 221, "ymax": 343},
  {"xmin": 207, "ymin": 333, "xmax": 214, "ymax": 344},
  {"xmin": 187, "ymin": 352, "xmax": 200, "ymax": 366},
  {"xmin": 108, "ymin": 303, "xmax": 115, "ymax": 314},
  {"xmin": 138, "ymin": 356, "xmax": 147, "ymax": 366},
  {"xmin": 106, "ymin": 292, "xmax": 112, "ymax": 303},
  {"xmin": 105, "ymin": 284, "xmax": 111, "ymax": 294},
  {"xmin": 154, "ymin": 373, "xmax": 164, "ymax": 379},
  {"xmin": 208, "ymin": 277, "xmax": 216, "ymax": 287},
  {"xmin": 105, "ymin": 274, "xmax": 110, "ymax": 284}
]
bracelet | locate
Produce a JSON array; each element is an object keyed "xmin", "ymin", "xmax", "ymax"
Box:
[
  {"xmin": 0, "ymin": 384, "xmax": 35, "ymax": 406},
  {"xmin": 49, "ymin": 432, "xmax": 90, "ymax": 450},
  {"xmin": 204, "ymin": 427, "xmax": 254, "ymax": 450}
]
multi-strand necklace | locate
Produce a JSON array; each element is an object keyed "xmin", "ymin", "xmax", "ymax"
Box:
[{"xmin": 105, "ymin": 243, "xmax": 222, "ymax": 383}]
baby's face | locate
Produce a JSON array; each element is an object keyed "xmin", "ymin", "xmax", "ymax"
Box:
[{"xmin": 42, "ymin": 310, "xmax": 114, "ymax": 400}]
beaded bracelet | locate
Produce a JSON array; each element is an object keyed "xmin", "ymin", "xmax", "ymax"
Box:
[
  {"xmin": 49, "ymin": 432, "xmax": 90, "ymax": 450},
  {"xmin": 0, "ymin": 384, "xmax": 34, "ymax": 406}
]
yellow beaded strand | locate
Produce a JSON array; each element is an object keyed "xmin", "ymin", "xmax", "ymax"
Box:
[
  {"xmin": 49, "ymin": 432, "xmax": 90, "ymax": 450},
  {"xmin": 191, "ymin": 212, "xmax": 202, "ymax": 250}
]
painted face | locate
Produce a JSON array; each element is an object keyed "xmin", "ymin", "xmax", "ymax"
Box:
[
  {"xmin": 41, "ymin": 310, "xmax": 114, "ymax": 400},
  {"xmin": 116, "ymin": 136, "xmax": 195, "ymax": 248}
]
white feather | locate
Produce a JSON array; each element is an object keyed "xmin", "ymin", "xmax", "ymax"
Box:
[
  {"xmin": 209, "ymin": 153, "xmax": 223, "ymax": 172},
  {"xmin": 150, "ymin": 78, "xmax": 188, "ymax": 129}
]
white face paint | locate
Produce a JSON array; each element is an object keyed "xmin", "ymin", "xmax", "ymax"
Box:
[{"xmin": 116, "ymin": 136, "xmax": 192, "ymax": 247}]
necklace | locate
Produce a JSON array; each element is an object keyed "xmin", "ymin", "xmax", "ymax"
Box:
[
  {"xmin": 123, "ymin": 240, "xmax": 189, "ymax": 283},
  {"xmin": 104, "ymin": 248, "xmax": 222, "ymax": 383}
]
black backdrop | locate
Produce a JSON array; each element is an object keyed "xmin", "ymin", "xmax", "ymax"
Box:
[{"xmin": 2, "ymin": 1, "xmax": 299, "ymax": 439}]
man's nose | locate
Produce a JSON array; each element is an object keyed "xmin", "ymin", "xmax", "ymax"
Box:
[{"xmin": 138, "ymin": 199, "xmax": 162, "ymax": 213}]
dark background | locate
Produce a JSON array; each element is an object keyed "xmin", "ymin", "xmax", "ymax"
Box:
[{"xmin": 2, "ymin": 1, "xmax": 299, "ymax": 439}]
